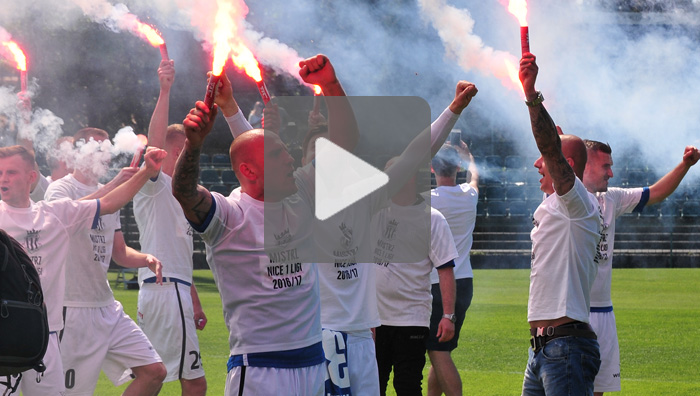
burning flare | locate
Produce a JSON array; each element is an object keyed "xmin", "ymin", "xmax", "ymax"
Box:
[
  {"xmin": 507, "ymin": 0, "xmax": 528, "ymax": 27},
  {"xmin": 1, "ymin": 41, "xmax": 26, "ymax": 71},
  {"xmin": 507, "ymin": 0, "xmax": 530, "ymax": 55}
]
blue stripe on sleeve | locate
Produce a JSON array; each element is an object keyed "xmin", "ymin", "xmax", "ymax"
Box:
[{"xmin": 632, "ymin": 187, "xmax": 650, "ymax": 213}]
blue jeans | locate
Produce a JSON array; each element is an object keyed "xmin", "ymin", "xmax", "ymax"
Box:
[{"xmin": 521, "ymin": 336, "xmax": 601, "ymax": 396}]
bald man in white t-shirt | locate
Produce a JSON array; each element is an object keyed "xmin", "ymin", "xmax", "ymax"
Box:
[{"xmin": 520, "ymin": 53, "xmax": 602, "ymax": 396}]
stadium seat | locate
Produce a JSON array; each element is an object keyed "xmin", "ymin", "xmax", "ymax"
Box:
[
  {"xmin": 505, "ymin": 185, "xmax": 526, "ymax": 201},
  {"xmin": 476, "ymin": 200, "xmax": 487, "ymax": 217},
  {"xmin": 199, "ymin": 153, "xmax": 211, "ymax": 167},
  {"xmin": 485, "ymin": 155, "xmax": 504, "ymax": 169},
  {"xmin": 199, "ymin": 169, "xmax": 221, "ymax": 184},
  {"xmin": 505, "ymin": 155, "xmax": 526, "ymax": 169},
  {"xmin": 525, "ymin": 185, "xmax": 544, "ymax": 202},
  {"xmin": 212, "ymin": 154, "xmax": 230, "ymax": 168},
  {"xmin": 508, "ymin": 199, "xmax": 529, "ymax": 217},
  {"xmin": 210, "ymin": 184, "xmax": 230, "ymax": 195},
  {"xmin": 487, "ymin": 200, "xmax": 507, "ymax": 216},
  {"xmin": 659, "ymin": 201, "xmax": 679, "ymax": 217},
  {"xmin": 627, "ymin": 170, "xmax": 648, "ymax": 187},
  {"xmin": 485, "ymin": 185, "xmax": 505, "ymax": 201},
  {"xmin": 504, "ymin": 169, "xmax": 526, "ymax": 185},
  {"xmin": 481, "ymin": 169, "xmax": 504, "ymax": 186},
  {"xmin": 221, "ymin": 169, "xmax": 238, "ymax": 184},
  {"xmin": 525, "ymin": 170, "xmax": 541, "ymax": 186},
  {"xmin": 682, "ymin": 201, "xmax": 700, "ymax": 217}
]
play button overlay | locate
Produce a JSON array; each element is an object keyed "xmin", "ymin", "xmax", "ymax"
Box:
[{"xmin": 315, "ymin": 137, "xmax": 389, "ymax": 221}]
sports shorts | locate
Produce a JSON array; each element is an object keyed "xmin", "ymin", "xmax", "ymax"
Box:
[
  {"xmin": 59, "ymin": 301, "xmax": 162, "ymax": 395},
  {"xmin": 138, "ymin": 281, "xmax": 204, "ymax": 382},
  {"xmin": 590, "ymin": 307, "xmax": 621, "ymax": 392}
]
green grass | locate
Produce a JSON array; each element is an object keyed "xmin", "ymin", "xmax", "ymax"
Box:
[{"xmin": 93, "ymin": 268, "xmax": 700, "ymax": 395}]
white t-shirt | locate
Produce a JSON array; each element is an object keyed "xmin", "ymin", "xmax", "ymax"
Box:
[
  {"xmin": 590, "ymin": 187, "xmax": 646, "ymax": 307},
  {"xmin": 528, "ymin": 177, "xmax": 602, "ymax": 323},
  {"xmin": 314, "ymin": 190, "xmax": 387, "ymax": 332},
  {"xmin": 197, "ymin": 166, "xmax": 321, "ymax": 356},
  {"xmin": 373, "ymin": 202, "xmax": 458, "ymax": 327},
  {"xmin": 429, "ymin": 183, "xmax": 478, "ymax": 283},
  {"xmin": 0, "ymin": 199, "xmax": 99, "ymax": 331},
  {"xmin": 45, "ymin": 174, "xmax": 121, "ymax": 307},
  {"xmin": 134, "ymin": 172, "xmax": 194, "ymax": 283}
]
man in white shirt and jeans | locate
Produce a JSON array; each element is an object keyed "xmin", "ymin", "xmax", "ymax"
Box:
[{"xmin": 519, "ymin": 52, "xmax": 602, "ymax": 396}]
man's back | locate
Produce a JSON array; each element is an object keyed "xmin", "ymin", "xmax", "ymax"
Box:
[{"xmin": 430, "ymin": 183, "xmax": 478, "ymax": 282}]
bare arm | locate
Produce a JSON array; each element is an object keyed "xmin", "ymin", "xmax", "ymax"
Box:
[
  {"xmin": 648, "ymin": 146, "xmax": 700, "ymax": 205},
  {"xmin": 172, "ymin": 102, "xmax": 218, "ymax": 226},
  {"xmin": 77, "ymin": 168, "xmax": 138, "ymax": 201},
  {"xmin": 520, "ymin": 53, "xmax": 575, "ymax": 196},
  {"xmin": 111, "ymin": 231, "xmax": 162, "ymax": 283},
  {"xmin": 436, "ymin": 266, "xmax": 456, "ymax": 343},
  {"xmin": 455, "ymin": 140, "xmax": 479, "ymax": 190},
  {"xmin": 99, "ymin": 148, "xmax": 166, "ymax": 215},
  {"xmin": 386, "ymin": 81, "xmax": 478, "ymax": 197},
  {"xmin": 191, "ymin": 283, "xmax": 207, "ymax": 330},
  {"xmin": 147, "ymin": 60, "xmax": 175, "ymax": 150}
]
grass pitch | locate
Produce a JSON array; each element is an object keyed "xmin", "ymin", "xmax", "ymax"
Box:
[{"xmin": 94, "ymin": 268, "xmax": 700, "ymax": 395}]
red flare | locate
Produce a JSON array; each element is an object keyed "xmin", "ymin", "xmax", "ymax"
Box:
[
  {"xmin": 256, "ymin": 80, "xmax": 271, "ymax": 105},
  {"xmin": 130, "ymin": 134, "xmax": 148, "ymax": 167}
]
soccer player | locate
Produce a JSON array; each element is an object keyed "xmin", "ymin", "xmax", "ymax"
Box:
[
  {"xmin": 44, "ymin": 128, "xmax": 167, "ymax": 396},
  {"xmin": 133, "ymin": 59, "xmax": 208, "ymax": 396},
  {"xmin": 427, "ymin": 139, "xmax": 479, "ymax": 396},
  {"xmin": 0, "ymin": 144, "xmax": 165, "ymax": 396},
  {"xmin": 211, "ymin": 57, "xmax": 477, "ymax": 395},
  {"xmin": 173, "ymin": 55, "xmax": 356, "ymax": 395},
  {"xmin": 582, "ymin": 140, "xmax": 699, "ymax": 395},
  {"xmin": 519, "ymin": 52, "xmax": 602, "ymax": 396}
]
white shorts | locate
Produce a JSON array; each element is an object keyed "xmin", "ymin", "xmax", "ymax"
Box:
[
  {"xmin": 59, "ymin": 301, "xmax": 162, "ymax": 395},
  {"xmin": 0, "ymin": 332, "xmax": 66, "ymax": 396},
  {"xmin": 322, "ymin": 328, "xmax": 379, "ymax": 395},
  {"xmin": 138, "ymin": 281, "xmax": 204, "ymax": 382},
  {"xmin": 590, "ymin": 309, "xmax": 621, "ymax": 392},
  {"xmin": 226, "ymin": 364, "xmax": 324, "ymax": 396}
]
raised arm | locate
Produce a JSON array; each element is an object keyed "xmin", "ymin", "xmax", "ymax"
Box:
[
  {"xmin": 99, "ymin": 147, "xmax": 166, "ymax": 215},
  {"xmin": 648, "ymin": 146, "xmax": 700, "ymax": 205},
  {"xmin": 519, "ymin": 53, "xmax": 575, "ymax": 196},
  {"xmin": 172, "ymin": 102, "xmax": 218, "ymax": 226},
  {"xmin": 211, "ymin": 71, "xmax": 253, "ymax": 138},
  {"xmin": 430, "ymin": 81, "xmax": 477, "ymax": 157},
  {"xmin": 299, "ymin": 55, "xmax": 358, "ymax": 152},
  {"xmin": 147, "ymin": 59, "xmax": 176, "ymax": 150},
  {"xmin": 455, "ymin": 140, "xmax": 479, "ymax": 190},
  {"xmin": 386, "ymin": 81, "xmax": 477, "ymax": 198}
]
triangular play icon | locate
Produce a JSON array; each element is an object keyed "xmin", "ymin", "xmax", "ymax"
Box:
[{"xmin": 315, "ymin": 137, "xmax": 389, "ymax": 221}]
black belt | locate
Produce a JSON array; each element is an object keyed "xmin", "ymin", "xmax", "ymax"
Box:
[
  {"xmin": 143, "ymin": 277, "xmax": 191, "ymax": 287},
  {"xmin": 529, "ymin": 321, "xmax": 597, "ymax": 353}
]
